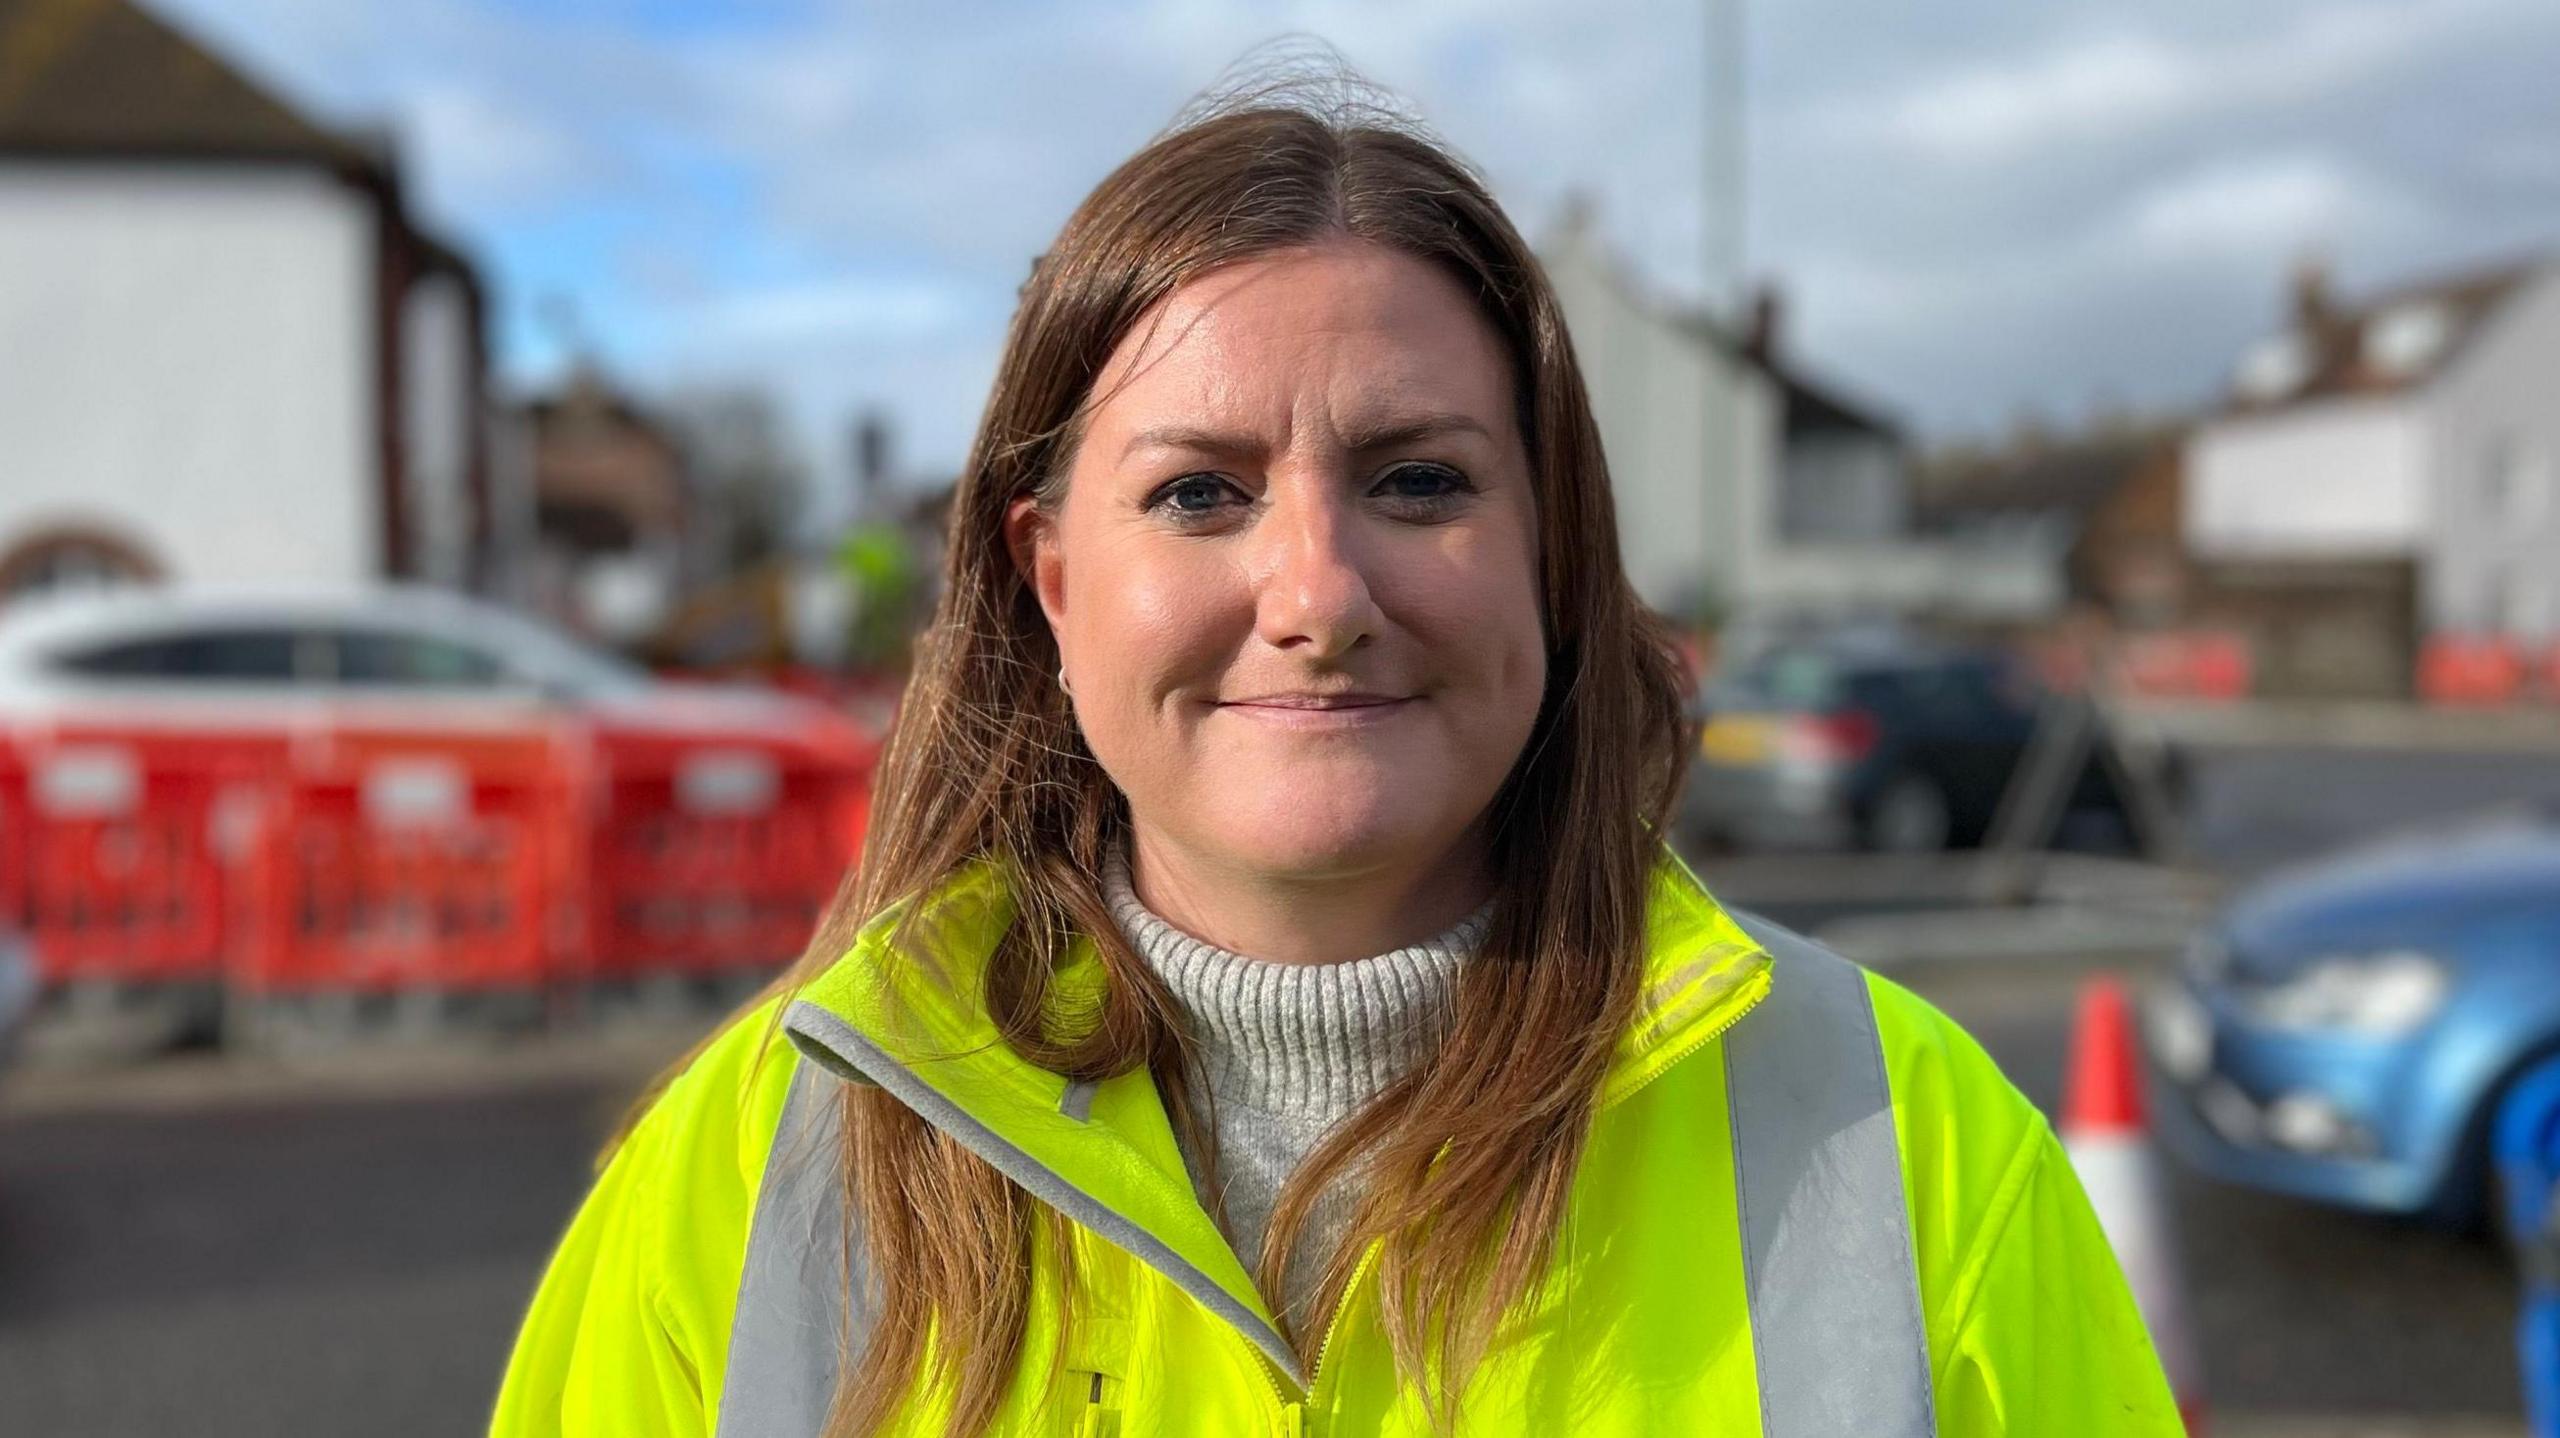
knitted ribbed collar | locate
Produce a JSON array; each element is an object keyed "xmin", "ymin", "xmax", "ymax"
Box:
[{"xmin": 1101, "ymin": 849, "xmax": 1493, "ymax": 1115}]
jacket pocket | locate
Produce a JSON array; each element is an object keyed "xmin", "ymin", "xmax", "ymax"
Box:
[{"xmin": 1062, "ymin": 1369, "xmax": 1121, "ymax": 1438}]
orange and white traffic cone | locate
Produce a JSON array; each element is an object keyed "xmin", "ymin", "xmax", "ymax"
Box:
[{"xmin": 2064, "ymin": 977, "xmax": 2208, "ymax": 1433}]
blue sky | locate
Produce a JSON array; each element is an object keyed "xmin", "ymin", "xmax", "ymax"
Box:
[{"xmin": 157, "ymin": 0, "xmax": 2560, "ymax": 492}]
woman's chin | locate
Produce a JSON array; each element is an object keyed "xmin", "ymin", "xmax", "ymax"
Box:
[{"xmin": 1200, "ymin": 803, "xmax": 1452, "ymax": 878}]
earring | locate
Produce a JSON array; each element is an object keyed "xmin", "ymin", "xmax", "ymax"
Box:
[{"xmin": 1058, "ymin": 666, "xmax": 1071, "ymax": 694}]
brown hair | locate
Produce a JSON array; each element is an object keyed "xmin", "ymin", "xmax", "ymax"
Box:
[{"xmin": 677, "ymin": 90, "xmax": 1691, "ymax": 1436}]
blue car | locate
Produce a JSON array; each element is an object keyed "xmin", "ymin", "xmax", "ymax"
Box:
[{"xmin": 2148, "ymin": 811, "xmax": 2560, "ymax": 1223}]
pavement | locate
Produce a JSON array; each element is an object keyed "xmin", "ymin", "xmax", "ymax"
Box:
[{"xmin": 2122, "ymin": 698, "xmax": 2560, "ymax": 755}]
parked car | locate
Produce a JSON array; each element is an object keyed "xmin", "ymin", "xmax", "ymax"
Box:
[
  {"xmin": 2146, "ymin": 809, "xmax": 2560, "ymax": 1224},
  {"xmin": 1680, "ymin": 640, "xmax": 2128, "ymax": 852},
  {"xmin": 0, "ymin": 583, "xmax": 845, "ymax": 741},
  {"xmin": 0, "ymin": 926, "xmax": 35, "ymax": 1074}
]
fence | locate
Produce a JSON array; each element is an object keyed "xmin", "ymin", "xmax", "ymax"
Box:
[{"xmin": 0, "ymin": 708, "xmax": 877, "ymax": 1039}]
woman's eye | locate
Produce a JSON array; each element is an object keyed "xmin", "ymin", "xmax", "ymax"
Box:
[
  {"xmin": 1148, "ymin": 473, "xmax": 1243, "ymax": 517},
  {"xmin": 1374, "ymin": 462, "xmax": 1471, "ymax": 503}
]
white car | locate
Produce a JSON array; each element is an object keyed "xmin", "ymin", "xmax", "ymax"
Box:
[{"xmin": 0, "ymin": 584, "xmax": 835, "ymax": 738}]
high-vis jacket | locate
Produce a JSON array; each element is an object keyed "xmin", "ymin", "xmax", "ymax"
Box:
[{"xmin": 493, "ymin": 852, "xmax": 2182, "ymax": 1436}]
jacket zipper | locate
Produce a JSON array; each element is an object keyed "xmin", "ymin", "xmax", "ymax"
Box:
[
  {"xmin": 1605, "ymin": 974, "xmax": 1770, "ymax": 1112},
  {"xmin": 1267, "ymin": 978, "xmax": 1766, "ymax": 1437}
]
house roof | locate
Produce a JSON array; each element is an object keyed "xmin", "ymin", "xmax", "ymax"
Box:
[
  {"xmin": 0, "ymin": 0, "xmax": 373, "ymax": 171},
  {"xmin": 2227, "ymin": 256, "xmax": 2546, "ymax": 413},
  {"xmin": 1911, "ymin": 427, "xmax": 2177, "ymax": 537},
  {"xmin": 1541, "ymin": 202, "xmax": 1905, "ymax": 446}
]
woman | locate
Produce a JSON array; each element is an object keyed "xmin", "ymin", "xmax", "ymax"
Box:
[{"xmin": 494, "ymin": 97, "xmax": 2181, "ymax": 1437}]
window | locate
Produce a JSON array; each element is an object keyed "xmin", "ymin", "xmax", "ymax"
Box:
[
  {"xmin": 53, "ymin": 627, "xmax": 305, "ymax": 683},
  {"xmin": 329, "ymin": 629, "xmax": 508, "ymax": 687}
]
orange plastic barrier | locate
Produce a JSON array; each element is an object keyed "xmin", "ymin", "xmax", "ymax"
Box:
[
  {"xmin": 2, "ymin": 726, "xmax": 283, "ymax": 988},
  {"xmin": 237, "ymin": 726, "xmax": 576, "ymax": 997},
  {"xmin": 582, "ymin": 725, "xmax": 869, "ymax": 985},
  {"xmin": 2116, "ymin": 632, "xmax": 2254, "ymax": 701},
  {"xmin": 0, "ymin": 704, "xmax": 877, "ymax": 1014},
  {"xmin": 2418, "ymin": 636, "xmax": 2527, "ymax": 706}
]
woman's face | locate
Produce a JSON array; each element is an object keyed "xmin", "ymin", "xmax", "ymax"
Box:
[{"xmin": 1015, "ymin": 239, "xmax": 1547, "ymax": 885}]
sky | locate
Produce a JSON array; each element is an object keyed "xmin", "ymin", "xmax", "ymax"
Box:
[{"xmin": 158, "ymin": 0, "xmax": 2560, "ymax": 496}]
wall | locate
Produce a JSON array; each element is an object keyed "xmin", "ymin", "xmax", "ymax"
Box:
[
  {"xmin": 2184, "ymin": 395, "xmax": 2427, "ymax": 560},
  {"xmin": 0, "ymin": 164, "xmax": 376, "ymax": 588},
  {"xmin": 1544, "ymin": 224, "xmax": 1761, "ymax": 619},
  {"xmin": 1779, "ymin": 429, "xmax": 1906, "ymax": 542},
  {"xmin": 2422, "ymin": 267, "xmax": 2560, "ymax": 640},
  {"xmin": 400, "ymin": 270, "xmax": 476, "ymax": 589}
]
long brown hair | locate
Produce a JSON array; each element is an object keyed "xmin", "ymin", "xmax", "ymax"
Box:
[{"xmin": 682, "ymin": 90, "xmax": 1690, "ymax": 1436}]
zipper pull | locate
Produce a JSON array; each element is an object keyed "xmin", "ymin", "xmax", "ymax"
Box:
[{"xmin": 1280, "ymin": 1402, "xmax": 1306, "ymax": 1438}]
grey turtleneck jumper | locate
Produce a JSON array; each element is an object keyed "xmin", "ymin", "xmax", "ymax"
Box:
[{"xmin": 1101, "ymin": 853, "xmax": 1490, "ymax": 1322}]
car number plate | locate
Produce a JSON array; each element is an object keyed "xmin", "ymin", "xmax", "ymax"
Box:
[{"xmin": 1699, "ymin": 716, "xmax": 1772, "ymax": 764}]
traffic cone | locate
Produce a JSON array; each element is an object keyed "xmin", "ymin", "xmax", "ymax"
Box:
[{"xmin": 2064, "ymin": 978, "xmax": 2208, "ymax": 1433}]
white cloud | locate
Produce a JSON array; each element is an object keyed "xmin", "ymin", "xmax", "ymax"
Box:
[
  {"xmin": 149, "ymin": 0, "xmax": 2560, "ymax": 456},
  {"xmin": 2125, "ymin": 154, "xmax": 2417, "ymax": 263},
  {"xmin": 401, "ymin": 82, "xmax": 601, "ymax": 218},
  {"xmin": 667, "ymin": 276, "xmax": 975, "ymax": 351},
  {"xmin": 1815, "ymin": 0, "xmax": 2516, "ymax": 162}
]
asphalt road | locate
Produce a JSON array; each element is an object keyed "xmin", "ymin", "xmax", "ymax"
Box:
[
  {"xmin": 2179, "ymin": 742, "xmax": 2560, "ymax": 876},
  {"xmin": 0, "ymin": 967, "xmax": 2523, "ymax": 1437}
]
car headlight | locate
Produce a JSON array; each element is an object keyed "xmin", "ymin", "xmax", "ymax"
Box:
[{"xmin": 2243, "ymin": 950, "xmax": 2449, "ymax": 1036}]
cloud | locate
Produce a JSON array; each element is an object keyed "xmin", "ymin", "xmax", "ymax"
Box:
[
  {"xmin": 1809, "ymin": 0, "xmax": 2512, "ymax": 164},
  {"xmin": 655, "ymin": 275, "xmax": 977, "ymax": 352},
  {"xmin": 149, "ymin": 0, "xmax": 2560, "ymax": 458},
  {"xmin": 2127, "ymin": 154, "xmax": 2416, "ymax": 261},
  {"xmin": 399, "ymin": 82, "xmax": 603, "ymax": 218}
]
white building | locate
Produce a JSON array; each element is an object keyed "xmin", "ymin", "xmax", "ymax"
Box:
[
  {"xmin": 2188, "ymin": 258, "xmax": 2560, "ymax": 644},
  {"xmin": 1542, "ymin": 207, "xmax": 2058, "ymax": 628},
  {"xmin": 0, "ymin": 0, "xmax": 503, "ymax": 605}
]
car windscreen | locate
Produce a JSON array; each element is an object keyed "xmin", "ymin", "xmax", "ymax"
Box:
[{"xmin": 1714, "ymin": 649, "xmax": 1845, "ymax": 712}]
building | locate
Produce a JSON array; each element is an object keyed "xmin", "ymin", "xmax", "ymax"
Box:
[
  {"xmin": 2185, "ymin": 256, "xmax": 2560, "ymax": 693},
  {"xmin": 517, "ymin": 365, "xmax": 686, "ymax": 645},
  {"xmin": 1917, "ymin": 421, "xmax": 2190, "ymax": 628},
  {"xmin": 0, "ymin": 0, "xmax": 501, "ymax": 603},
  {"xmin": 1542, "ymin": 205, "xmax": 2058, "ymax": 631}
]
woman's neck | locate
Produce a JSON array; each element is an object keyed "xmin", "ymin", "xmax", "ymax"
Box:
[{"xmin": 1123, "ymin": 828, "xmax": 1495, "ymax": 967}]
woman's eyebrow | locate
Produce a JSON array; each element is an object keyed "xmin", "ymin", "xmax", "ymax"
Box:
[
  {"xmin": 1119, "ymin": 425, "xmax": 1261, "ymax": 464},
  {"xmin": 1338, "ymin": 413, "xmax": 1493, "ymax": 452},
  {"xmin": 1117, "ymin": 413, "xmax": 1491, "ymax": 464}
]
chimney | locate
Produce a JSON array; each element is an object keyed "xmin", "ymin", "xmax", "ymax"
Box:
[
  {"xmin": 1744, "ymin": 283, "xmax": 1783, "ymax": 365},
  {"xmin": 850, "ymin": 409, "xmax": 893, "ymax": 525},
  {"xmin": 2289, "ymin": 253, "xmax": 2337, "ymax": 342}
]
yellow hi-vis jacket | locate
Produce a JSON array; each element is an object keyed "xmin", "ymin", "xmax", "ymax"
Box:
[{"xmin": 493, "ymin": 852, "xmax": 2183, "ymax": 1436}]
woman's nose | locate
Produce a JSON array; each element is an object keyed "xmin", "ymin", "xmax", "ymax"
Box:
[{"xmin": 1252, "ymin": 492, "xmax": 1382, "ymax": 659}]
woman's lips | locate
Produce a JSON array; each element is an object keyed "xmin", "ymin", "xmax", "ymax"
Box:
[{"xmin": 1214, "ymin": 694, "xmax": 1419, "ymax": 728}]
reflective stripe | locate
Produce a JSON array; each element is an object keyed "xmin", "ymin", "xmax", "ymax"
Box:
[
  {"xmin": 1727, "ymin": 914, "xmax": 1937, "ymax": 1438},
  {"xmin": 715, "ymin": 1059, "xmax": 862, "ymax": 1438},
  {"xmin": 782, "ymin": 1000, "xmax": 1307, "ymax": 1387},
  {"xmin": 722, "ymin": 926, "xmax": 1933, "ymax": 1435}
]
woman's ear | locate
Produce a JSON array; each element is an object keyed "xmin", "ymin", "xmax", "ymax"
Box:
[{"xmin": 1003, "ymin": 494, "xmax": 1066, "ymax": 629}]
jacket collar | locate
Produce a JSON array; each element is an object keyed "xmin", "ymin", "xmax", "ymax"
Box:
[{"xmin": 778, "ymin": 846, "xmax": 1769, "ymax": 1384}]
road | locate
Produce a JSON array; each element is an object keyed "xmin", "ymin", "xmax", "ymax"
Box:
[{"xmin": 0, "ymin": 966, "xmax": 2523, "ymax": 1436}]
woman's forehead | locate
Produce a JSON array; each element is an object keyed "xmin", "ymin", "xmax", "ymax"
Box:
[{"xmin": 1082, "ymin": 241, "xmax": 1518, "ymax": 449}]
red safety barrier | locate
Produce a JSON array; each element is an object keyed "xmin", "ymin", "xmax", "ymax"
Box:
[
  {"xmin": 0, "ymin": 733, "xmax": 25, "ymax": 936},
  {"xmin": 4, "ymin": 726, "xmax": 283, "ymax": 989},
  {"xmin": 582, "ymin": 724, "xmax": 869, "ymax": 986},
  {"xmin": 2418, "ymin": 635, "xmax": 2527, "ymax": 707},
  {"xmin": 237, "ymin": 725, "xmax": 578, "ymax": 997},
  {"xmin": 2116, "ymin": 631, "xmax": 2254, "ymax": 701}
]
